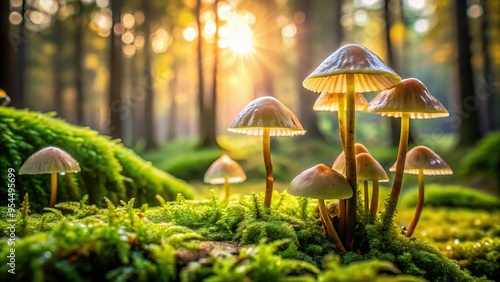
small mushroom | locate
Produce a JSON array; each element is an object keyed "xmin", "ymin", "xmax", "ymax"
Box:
[
  {"xmin": 355, "ymin": 153, "xmax": 389, "ymax": 216},
  {"xmin": 204, "ymin": 154, "xmax": 246, "ymax": 201},
  {"xmin": 19, "ymin": 146, "xmax": 80, "ymax": 207},
  {"xmin": 332, "ymin": 143, "xmax": 371, "ymax": 173},
  {"xmin": 288, "ymin": 164, "xmax": 352, "ymax": 253},
  {"xmin": 389, "ymin": 146, "xmax": 452, "ymax": 237},
  {"xmin": 313, "ymin": 92, "xmax": 369, "ymax": 150},
  {"xmin": 365, "ymin": 78, "xmax": 448, "ymax": 217},
  {"xmin": 228, "ymin": 96, "xmax": 306, "ymax": 208}
]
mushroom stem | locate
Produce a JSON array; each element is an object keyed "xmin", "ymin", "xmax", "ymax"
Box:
[
  {"xmin": 263, "ymin": 127, "xmax": 273, "ymax": 208},
  {"xmin": 387, "ymin": 113, "xmax": 410, "ymax": 217},
  {"xmin": 370, "ymin": 181, "xmax": 380, "ymax": 217},
  {"xmin": 338, "ymin": 94, "xmax": 346, "ymax": 150},
  {"xmin": 337, "ymin": 94, "xmax": 347, "ymax": 236},
  {"xmin": 406, "ymin": 169, "xmax": 425, "ymax": 237},
  {"xmin": 363, "ymin": 181, "xmax": 369, "ymax": 211},
  {"xmin": 50, "ymin": 172, "xmax": 57, "ymax": 207},
  {"xmin": 318, "ymin": 199, "xmax": 346, "ymax": 254},
  {"xmin": 223, "ymin": 176, "xmax": 229, "ymax": 201},
  {"xmin": 345, "ymin": 73, "xmax": 357, "ymax": 249}
]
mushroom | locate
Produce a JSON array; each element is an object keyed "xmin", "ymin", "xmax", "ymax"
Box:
[
  {"xmin": 332, "ymin": 143, "xmax": 371, "ymax": 173},
  {"xmin": 303, "ymin": 44, "xmax": 401, "ymax": 244},
  {"xmin": 204, "ymin": 154, "xmax": 247, "ymax": 201},
  {"xmin": 389, "ymin": 146, "xmax": 452, "ymax": 237},
  {"xmin": 313, "ymin": 92, "xmax": 369, "ymax": 150},
  {"xmin": 228, "ymin": 96, "xmax": 306, "ymax": 208},
  {"xmin": 287, "ymin": 164, "xmax": 352, "ymax": 253},
  {"xmin": 355, "ymin": 153, "xmax": 389, "ymax": 216},
  {"xmin": 364, "ymin": 78, "xmax": 448, "ymax": 217},
  {"xmin": 0, "ymin": 89, "xmax": 10, "ymax": 106},
  {"xmin": 19, "ymin": 146, "xmax": 80, "ymax": 207}
]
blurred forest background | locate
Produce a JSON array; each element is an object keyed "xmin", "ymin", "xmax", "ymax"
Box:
[{"xmin": 1, "ymin": 0, "xmax": 499, "ymax": 151}]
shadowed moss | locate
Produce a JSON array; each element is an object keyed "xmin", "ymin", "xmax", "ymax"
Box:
[{"xmin": 0, "ymin": 107, "xmax": 195, "ymax": 211}]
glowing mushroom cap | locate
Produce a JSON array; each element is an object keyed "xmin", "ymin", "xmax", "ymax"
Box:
[
  {"xmin": 287, "ymin": 164, "xmax": 353, "ymax": 200},
  {"xmin": 303, "ymin": 44, "xmax": 401, "ymax": 93},
  {"xmin": 389, "ymin": 146, "xmax": 453, "ymax": 175},
  {"xmin": 332, "ymin": 143, "xmax": 370, "ymax": 173},
  {"xmin": 227, "ymin": 96, "xmax": 306, "ymax": 137},
  {"xmin": 204, "ymin": 154, "xmax": 247, "ymax": 184},
  {"xmin": 364, "ymin": 78, "xmax": 449, "ymax": 119},
  {"xmin": 355, "ymin": 153, "xmax": 389, "ymax": 182},
  {"xmin": 19, "ymin": 146, "xmax": 80, "ymax": 175},
  {"xmin": 313, "ymin": 92, "xmax": 369, "ymax": 112}
]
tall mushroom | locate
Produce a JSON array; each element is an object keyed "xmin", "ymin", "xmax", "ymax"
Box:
[
  {"xmin": 303, "ymin": 44, "xmax": 401, "ymax": 246},
  {"xmin": 389, "ymin": 146, "xmax": 452, "ymax": 237},
  {"xmin": 355, "ymin": 153, "xmax": 389, "ymax": 216},
  {"xmin": 365, "ymin": 78, "xmax": 449, "ymax": 218},
  {"xmin": 287, "ymin": 164, "xmax": 352, "ymax": 254},
  {"xmin": 204, "ymin": 154, "xmax": 247, "ymax": 201},
  {"xmin": 19, "ymin": 146, "xmax": 80, "ymax": 207},
  {"xmin": 228, "ymin": 96, "xmax": 306, "ymax": 208}
]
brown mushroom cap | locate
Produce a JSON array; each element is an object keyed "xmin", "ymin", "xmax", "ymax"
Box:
[
  {"xmin": 332, "ymin": 143, "xmax": 370, "ymax": 173},
  {"xmin": 19, "ymin": 146, "xmax": 80, "ymax": 175},
  {"xmin": 355, "ymin": 153, "xmax": 389, "ymax": 182},
  {"xmin": 227, "ymin": 96, "xmax": 306, "ymax": 136},
  {"xmin": 364, "ymin": 78, "xmax": 449, "ymax": 119},
  {"xmin": 389, "ymin": 145, "xmax": 453, "ymax": 175},
  {"xmin": 313, "ymin": 92, "xmax": 369, "ymax": 112},
  {"xmin": 204, "ymin": 154, "xmax": 247, "ymax": 184},
  {"xmin": 288, "ymin": 164, "xmax": 353, "ymax": 200},
  {"xmin": 303, "ymin": 44, "xmax": 401, "ymax": 93}
]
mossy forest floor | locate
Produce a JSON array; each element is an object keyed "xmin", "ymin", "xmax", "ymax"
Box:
[{"xmin": 1, "ymin": 109, "xmax": 499, "ymax": 281}]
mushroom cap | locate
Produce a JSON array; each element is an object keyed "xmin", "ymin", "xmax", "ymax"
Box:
[
  {"xmin": 364, "ymin": 78, "xmax": 449, "ymax": 119},
  {"xmin": 313, "ymin": 92, "xmax": 369, "ymax": 112},
  {"xmin": 303, "ymin": 44, "xmax": 401, "ymax": 93},
  {"xmin": 332, "ymin": 143, "xmax": 370, "ymax": 173},
  {"xmin": 389, "ymin": 146, "xmax": 453, "ymax": 175},
  {"xmin": 355, "ymin": 153, "xmax": 389, "ymax": 182},
  {"xmin": 204, "ymin": 154, "xmax": 247, "ymax": 184},
  {"xmin": 0, "ymin": 89, "xmax": 10, "ymax": 106},
  {"xmin": 227, "ymin": 96, "xmax": 306, "ymax": 137},
  {"xmin": 19, "ymin": 146, "xmax": 80, "ymax": 175},
  {"xmin": 287, "ymin": 164, "xmax": 353, "ymax": 200}
]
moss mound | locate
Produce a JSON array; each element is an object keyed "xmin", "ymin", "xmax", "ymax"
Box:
[
  {"xmin": 400, "ymin": 184, "xmax": 500, "ymax": 210},
  {"xmin": 0, "ymin": 107, "xmax": 195, "ymax": 210}
]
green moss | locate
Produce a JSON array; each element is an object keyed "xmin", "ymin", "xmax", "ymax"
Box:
[
  {"xmin": 0, "ymin": 107, "xmax": 195, "ymax": 210},
  {"xmin": 400, "ymin": 184, "xmax": 500, "ymax": 210},
  {"xmin": 460, "ymin": 131, "xmax": 500, "ymax": 189}
]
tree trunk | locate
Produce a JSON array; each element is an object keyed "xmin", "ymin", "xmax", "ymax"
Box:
[
  {"xmin": 12, "ymin": 1, "xmax": 27, "ymax": 109},
  {"xmin": 296, "ymin": 0, "xmax": 324, "ymax": 140},
  {"xmin": 0, "ymin": 0, "xmax": 13, "ymax": 101},
  {"xmin": 199, "ymin": 0, "xmax": 219, "ymax": 147},
  {"xmin": 143, "ymin": 0, "xmax": 158, "ymax": 150},
  {"xmin": 455, "ymin": 0, "xmax": 482, "ymax": 146},
  {"xmin": 253, "ymin": 0, "xmax": 276, "ymax": 98},
  {"xmin": 479, "ymin": 0, "xmax": 495, "ymax": 132},
  {"xmin": 196, "ymin": 0, "xmax": 207, "ymax": 145},
  {"xmin": 75, "ymin": 1, "xmax": 85, "ymax": 125},
  {"xmin": 108, "ymin": 0, "xmax": 124, "ymax": 139},
  {"xmin": 167, "ymin": 63, "xmax": 178, "ymax": 140},
  {"xmin": 131, "ymin": 52, "xmax": 144, "ymax": 145},
  {"xmin": 53, "ymin": 19, "xmax": 64, "ymax": 116}
]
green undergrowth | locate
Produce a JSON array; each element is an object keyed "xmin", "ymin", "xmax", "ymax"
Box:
[
  {"xmin": 1, "ymin": 190, "xmax": 494, "ymax": 281},
  {"xmin": 0, "ymin": 107, "xmax": 195, "ymax": 211},
  {"xmin": 397, "ymin": 207, "xmax": 500, "ymax": 280},
  {"xmin": 400, "ymin": 184, "xmax": 500, "ymax": 210},
  {"xmin": 460, "ymin": 131, "xmax": 500, "ymax": 191}
]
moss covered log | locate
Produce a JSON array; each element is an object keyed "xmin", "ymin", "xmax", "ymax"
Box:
[{"xmin": 0, "ymin": 107, "xmax": 195, "ymax": 210}]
